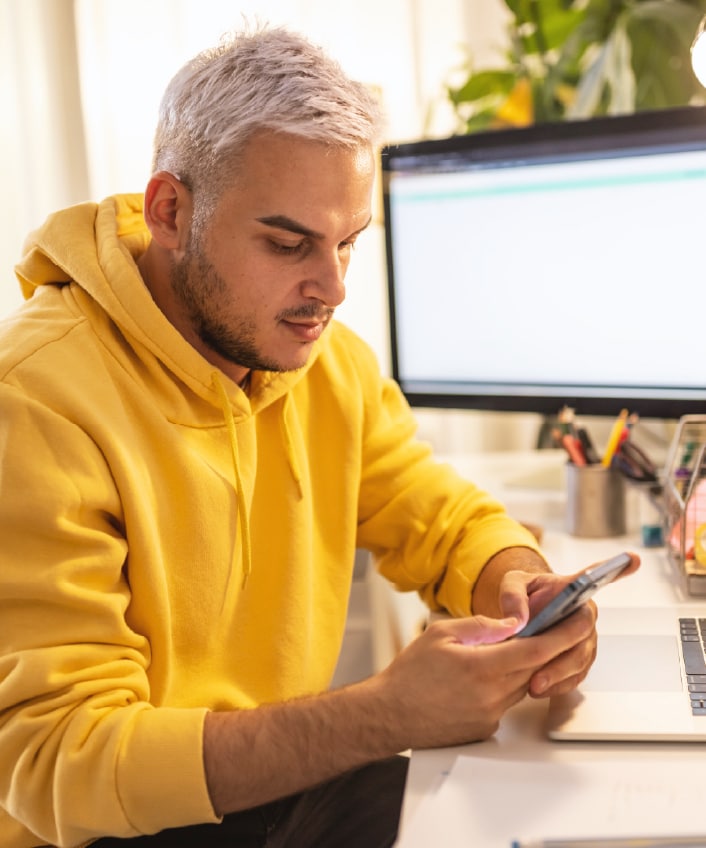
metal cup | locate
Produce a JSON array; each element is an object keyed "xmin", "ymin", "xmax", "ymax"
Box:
[{"xmin": 566, "ymin": 463, "xmax": 626, "ymax": 538}]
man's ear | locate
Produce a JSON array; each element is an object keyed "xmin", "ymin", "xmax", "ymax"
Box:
[{"xmin": 142, "ymin": 171, "xmax": 193, "ymax": 255}]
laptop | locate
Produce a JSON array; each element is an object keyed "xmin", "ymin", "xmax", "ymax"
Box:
[{"xmin": 546, "ymin": 604, "xmax": 706, "ymax": 741}]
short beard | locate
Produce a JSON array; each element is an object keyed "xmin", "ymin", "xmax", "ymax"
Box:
[{"xmin": 170, "ymin": 232, "xmax": 284, "ymax": 372}]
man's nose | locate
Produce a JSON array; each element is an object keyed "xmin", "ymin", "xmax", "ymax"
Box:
[{"xmin": 301, "ymin": 251, "xmax": 347, "ymax": 306}]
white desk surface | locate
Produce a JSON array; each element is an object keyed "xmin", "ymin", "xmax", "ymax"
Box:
[{"xmin": 399, "ymin": 449, "xmax": 706, "ymax": 837}]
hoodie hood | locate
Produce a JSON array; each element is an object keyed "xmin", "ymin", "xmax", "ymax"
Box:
[
  {"xmin": 14, "ymin": 193, "xmax": 321, "ymax": 590},
  {"xmin": 14, "ymin": 193, "xmax": 319, "ymax": 421}
]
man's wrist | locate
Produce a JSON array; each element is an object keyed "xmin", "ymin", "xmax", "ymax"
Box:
[{"xmin": 471, "ymin": 547, "xmax": 549, "ymax": 617}]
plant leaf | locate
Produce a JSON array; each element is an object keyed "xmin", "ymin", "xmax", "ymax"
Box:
[
  {"xmin": 604, "ymin": 22, "xmax": 635, "ymax": 113},
  {"xmin": 629, "ymin": 0, "xmax": 705, "ymax": 36},
  {"xmin": 626, "ymin": 1, "xmax": 706, "ymax": 109},
  {"xmin": 568, "ymin": 41, "xmax": 614, "ymax": 117},
  {"xmin": 503, "ymin": 0, "xmax": 586, "ymax": 54},
  {"xmin": 448, "ymin": 70, "xmax": 517, "ymax": 105},
  {"xmin": 444, "ymin": 0, "xmax": 706, "ymax": 131}
]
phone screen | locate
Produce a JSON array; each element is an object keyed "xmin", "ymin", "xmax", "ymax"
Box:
[{"xmin": 515, "ymin": 552, "xmax": 632, "ymax": 638}]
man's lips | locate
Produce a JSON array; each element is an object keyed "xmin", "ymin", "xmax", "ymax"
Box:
[
  {"xmin": 281, "ymin": 318, "xmax": 328, "ymax": 341},
  {"xmin": 281, "ymin": 312, "xmax": 332, "ymax": 341}
]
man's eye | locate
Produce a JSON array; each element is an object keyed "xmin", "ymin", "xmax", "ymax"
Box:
[{"xmin": 270, "ymin": 240, "xmax": 307, "ymax": 256}]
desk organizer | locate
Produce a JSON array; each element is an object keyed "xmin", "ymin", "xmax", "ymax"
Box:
[{"xmin": 663, "ymin": 415, "xmax": 706, "ymax": 596}]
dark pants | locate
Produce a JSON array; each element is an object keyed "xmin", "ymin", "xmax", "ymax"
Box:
[{"xmin": 92, "ymin": 755, "xmax": 409, "ymax": 848}]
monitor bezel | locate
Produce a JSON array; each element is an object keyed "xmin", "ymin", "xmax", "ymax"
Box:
[{"xmin": 381, "ymin": 105, "xmax": 706, "ymax": 419}]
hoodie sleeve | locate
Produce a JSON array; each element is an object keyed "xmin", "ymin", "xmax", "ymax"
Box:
[
  {"xmin": 0, "ymin": 383, "xmax": 218, "ymax": 846},
  {"xmin": 351, "ymin": 340, "xmax": 543, "ymax": 617}
]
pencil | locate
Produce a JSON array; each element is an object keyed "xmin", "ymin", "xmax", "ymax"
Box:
[{"xmin": 601, "ymin": 408, "xmax": 628, "ymax": 467}]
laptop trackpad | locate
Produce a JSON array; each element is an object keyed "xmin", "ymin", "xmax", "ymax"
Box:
[{"xmin": 582, "ymin": 634, "xmax": 683, "ymax": 693}]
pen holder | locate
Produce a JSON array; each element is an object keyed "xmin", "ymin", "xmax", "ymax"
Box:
[{"xmin": 565, "ymin": 463, "xmax": 626, "ymax": 538}]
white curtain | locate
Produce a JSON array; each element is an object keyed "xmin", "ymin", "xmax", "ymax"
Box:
[{"xmin": 1, "ymin": 0, "xmax": 90, "ymax": 317}]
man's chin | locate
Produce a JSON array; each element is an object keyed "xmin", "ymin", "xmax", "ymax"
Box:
[
  {"xmin": 207, "ymin": 334, "xmax": 322, "ymax": 375},
  {"xmin": 236, "ymin": 351, "xmax": 313, "ymax": 376}
]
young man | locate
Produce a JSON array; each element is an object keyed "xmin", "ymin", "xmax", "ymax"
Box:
[{"xmin": 0, "ymin": 25, "xmax": 632, "ymax": 848}]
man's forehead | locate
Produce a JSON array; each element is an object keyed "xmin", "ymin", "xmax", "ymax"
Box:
[{"xmin": 234, "ymin": 132, "xmax": 375, "ymax": 178}]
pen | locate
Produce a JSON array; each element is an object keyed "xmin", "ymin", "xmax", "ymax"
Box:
[
  {"xmin": 511, "ymin": 838, "xmax": 706, "ymax": 848},
  {"xmin": 602, "ymin": 408, "xmax": 629, "ymax": 467}
]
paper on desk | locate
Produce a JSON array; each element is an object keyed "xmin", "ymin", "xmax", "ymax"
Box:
[{"xmin": 395, "ymin": 755, "xmax": 706, "ymax": 847}]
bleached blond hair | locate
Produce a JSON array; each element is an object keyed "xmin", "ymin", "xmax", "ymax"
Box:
[{"xmin": 152, "ymin": 25, "xmax": 385, "ymax": 218}]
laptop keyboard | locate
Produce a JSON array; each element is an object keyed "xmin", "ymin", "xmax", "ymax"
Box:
[{"xmin": 680, "ymin": 618, "xmax": 706, "ymax": 715}]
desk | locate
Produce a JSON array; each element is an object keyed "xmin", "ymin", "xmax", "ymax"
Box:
[{"xmin": 397, "ymin": 449, "xmax": 706, "ymax": 842}]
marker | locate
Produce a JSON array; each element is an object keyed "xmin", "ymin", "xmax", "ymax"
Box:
[
  {"xmin": 601, "ymin": 408, "xmax": 628, "ymax": 467},
  {"xmin": 553, "ymin": 427, "xmax": 586, "ymax": 465},
  {"xmin": 562, "ymin": 433, "xmax": 586, "ymax": 466}
]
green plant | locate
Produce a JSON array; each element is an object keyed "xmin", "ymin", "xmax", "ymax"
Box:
[{"xmin": 447, "ymin": 0, "xmax": 706, "ymax": 132}]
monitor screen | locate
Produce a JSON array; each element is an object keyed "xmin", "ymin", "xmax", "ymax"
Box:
[{"xmin": 381, "ymin": 105, "xmax": 706, "ymax": 419}]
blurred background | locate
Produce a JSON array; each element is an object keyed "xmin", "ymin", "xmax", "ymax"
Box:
[{"xmin": 3, "ymin": 0, "xmax": 704, "ymax": 452}]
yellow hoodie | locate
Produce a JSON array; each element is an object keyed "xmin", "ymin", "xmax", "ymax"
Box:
[{"xmin": 0, "ymin": 195, "xmax": 540, "ymax": 847}]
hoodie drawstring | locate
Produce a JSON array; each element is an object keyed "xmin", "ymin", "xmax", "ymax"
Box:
[
  {"xmin": 211, "ymin": 372, "xmax": 252, "ymax": 590},
  {"xmin": 280, "ymin": 393, "xmax": 304, "ymax": 499}
]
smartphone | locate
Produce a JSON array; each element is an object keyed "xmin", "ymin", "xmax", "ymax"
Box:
[{"xmin": 515, "ymin": 552, "xmax": 632, "ymax": 638}]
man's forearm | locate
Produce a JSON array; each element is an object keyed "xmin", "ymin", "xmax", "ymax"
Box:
[
  {"xmin": 203, "ymin": 600, "xmax": 593, "ymax": 815},
  {"xmin": 203, "ymin": 678, "xmax": 398, "ymax": 816},
  {"xmin": 203, "ymin": 545, "xmax": 554, "ymax": 817}
]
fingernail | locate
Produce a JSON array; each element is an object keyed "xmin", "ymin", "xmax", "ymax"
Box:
[{"xmin": 533, "ymin": 675, "xmax": 548, "ymax": 693}]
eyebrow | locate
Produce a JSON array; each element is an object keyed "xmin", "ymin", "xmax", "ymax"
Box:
[
  {"xmin": 256, "ymin": 215, "xmax": 325, "ymax": 240},
  {"xmin": 255, "ymin": 214, "xmax": 373, "ymax": 240}
]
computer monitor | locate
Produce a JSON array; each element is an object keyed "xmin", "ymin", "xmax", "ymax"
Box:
[{"xmin": 381, "ymin": 105, "xmax": 706, "ymax": 419}]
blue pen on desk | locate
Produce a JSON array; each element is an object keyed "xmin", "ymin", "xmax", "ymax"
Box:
[{"xmin": 511, "ymin": 838, "xmax": 706, "ymax": 847}]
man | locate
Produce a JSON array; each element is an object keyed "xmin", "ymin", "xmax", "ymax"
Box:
[{"xmin": 0, "ymin": 25, "xmax": 636, "ymax": 848}]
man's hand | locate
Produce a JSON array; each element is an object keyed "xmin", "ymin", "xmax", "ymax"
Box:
[
  {"xmin": 494, "ymin": 553, "xmax": 641, "ymax": 698},
  {"xmin": 372, "ymin": 602, "xmax": 603, "ymax": 750},
  {"xmin": 373, "ymin": 614, "xmax": 526, "ymax": 745}
]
